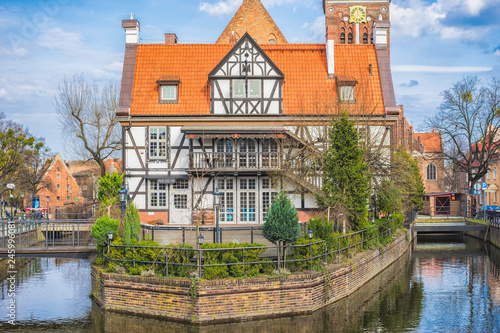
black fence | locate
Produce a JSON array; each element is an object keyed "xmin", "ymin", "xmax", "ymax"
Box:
[{"xmin": 105, "ymin": 218, "xmax": 402, "ymax": 277}]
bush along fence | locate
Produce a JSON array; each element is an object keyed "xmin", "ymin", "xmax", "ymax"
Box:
[{"xmin": 101, "ymin": 216, "xmax": 404, "ymax": 279}]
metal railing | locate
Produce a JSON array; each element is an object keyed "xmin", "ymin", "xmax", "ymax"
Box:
[
  {"xmin": 0, "ymin": 220, "xmax": 95, "ymax": 249},
  {"xmin": 419, "ymin": 206, "xmax": 472, "ymax": 218},
  {"xmin": 140, "ymin": 223, "xmax": 309, "ymax": 245},
  {"xmin": 190, "ymin": 151, "xmax": 282, "ymax": 171},
  {"xmin": 106, "ymin": 218, "xmax": 401, "ymax": 277}
]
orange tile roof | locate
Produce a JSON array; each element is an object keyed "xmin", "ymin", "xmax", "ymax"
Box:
[
  {"xmin": 130, "ymin": 43, "xmax": 385, "ymax": 116},
  {"xmin": 415, "ymin": 132, "xmax": 442, "ymax": 153}
]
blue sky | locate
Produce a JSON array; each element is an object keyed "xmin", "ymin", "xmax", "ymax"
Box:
[{"xmin": 1, "ymin": 0, "xmax": 499, "ymax": 158}]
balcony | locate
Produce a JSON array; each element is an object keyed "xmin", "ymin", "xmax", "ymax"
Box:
[{"xmin": 189, "ymin": 152, "xmax": 282, "ymax": 172}]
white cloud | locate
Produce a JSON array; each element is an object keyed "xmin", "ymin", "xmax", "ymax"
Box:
[
  {"xmin": 37, "ymin": 27, "xmax": 82, "ymax": 50},
  {"xmin": 495, "ymin": 49, "xmax": 500, "ymax": 56},
  {"xmin": 199, "ymin": 0, "xmax": 314, "ymax": 16},
  {"xmin": 199, "ymin": 0, "xmax": 241, "ymax": 16},
  {"xmin": 391, "ymin": 0, "xmax": 496, "ymax": 40},
  {"xmin": 0, "ymin": 46, "xmax": 28, "ymax": 57},
  {"xmin": 393, "ymin": 65, "xmax": 493, "ymax": 73},
  {"xmin": 305, "ymin": 15, "xmax": 325, "ymax": 42},
  {"xmin": 0, "ymin": 88, "xmax": 7, "ymax": 99}
]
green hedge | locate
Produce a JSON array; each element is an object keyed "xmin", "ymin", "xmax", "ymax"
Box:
[
  {"xmin": 289, "ymin": 238, "xmax": 325, "ymax": 271},
  {"xmin": 105, "ymin": 238, "xmax": 195, "ymax": 277},
  {"xmin": 201, "ymin": 243, "xmax": 273, "ymax": 279}
]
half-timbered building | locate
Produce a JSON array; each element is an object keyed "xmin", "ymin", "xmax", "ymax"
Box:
[{"xmin": 117, "ymin": 0, "xmax": 408, "ymax": 224}]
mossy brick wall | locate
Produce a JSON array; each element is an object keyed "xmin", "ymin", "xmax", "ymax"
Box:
[
  {"xmin": 92, "ymin": 232, "xmax": 412, "ymax": 324},
  {"xmin": 489, "ymin": 224, "xmax": 500, "ymax": 249}
]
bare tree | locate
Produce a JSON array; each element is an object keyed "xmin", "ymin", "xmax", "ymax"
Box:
[
  {"xmin": 54, "ymin": 74, "xmax": 121, "ymax": 177},
  {"xmin": 425, "ymin": 76, "xmax": 500, "ymax": 189},
  {"xmin": 15, "ymin": 137, "xmax": 52, "ymax": 198}
]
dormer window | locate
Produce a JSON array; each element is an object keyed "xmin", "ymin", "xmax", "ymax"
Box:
[
  {"xmin": 340, "ymin": 86, "xmax": 355, "ymax": 103},
  {"xmin": 161, "ymin": 85, "xmax": 177, "ymax": 101},
  {"xmin": 157, "ymin": 77, "xmax": 180, "ymax": 104},
  {"xmin": 337, "ymin": 77, "xmax": 357, "ymax": 103}
]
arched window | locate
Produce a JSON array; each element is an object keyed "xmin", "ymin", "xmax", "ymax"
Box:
[
  {"xmin": 348, "ymin": 33, "xmax": 353, "ymax": 44},
  {"xmin": 370, "ymin": 33, "xmax": 374, "ymax": 44},
  {"xmin": 363, "ymin": 33, "xmax": 368, "ymax": 44},
  {"xmin": 427, "ymin": 163, "xmax": 437, "ymax": 180},
  {"xmin": 268, "ymin": 33, "xmax": 276, "ymax": 44},
  {"xmin": 340, "ymin": 32, "xmax": 345, "ymax": 44},
  {"xmin": 239, "ymin": 139, "xmax": 257, "ymax": 168}
]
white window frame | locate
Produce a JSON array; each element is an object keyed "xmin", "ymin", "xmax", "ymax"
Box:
[
  {"xmin": 149, "ymin": 126, "xmax": 168, "ymax": 160},
  {"xmin": 248, "ymin": 80, "xmax": 261, "ymax": 98},
  {"xmin": 233, "ymin": 80, "xmax": 245, "ymax": 98},
  {"xmin": 232, "ymin": 79, "xmax": 261, "ymax": 98},
  {"xmin": 495, "ymin": 167, "xmax": 497, "ymax": 180},
  {"xmin": 160, "ymin": 84, "xmax": 177, "ymax": 102},
  {"xmin": 340, "ymin": 85, "xmax": 355, "ymax": 103},
  {"xmin": 487, "ymin": 169, "xmax": 491, "ymax": 180},
  {"xmin": 150, "ymin": 180, "xmax": 168, "ymax": 208}
]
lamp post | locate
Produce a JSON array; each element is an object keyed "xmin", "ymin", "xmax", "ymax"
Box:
[
  {"xmin": 6, "ymin": 183, "xmax": 15, "ymax": 220},
  {"xmin": 118, "ymin": 186, "xmax": 128, "ymax": 216},
  {"xmin": 107, "ymin": 230, "xmax": 114, "ymax": 254},
  {"xmin": 198, "ymin": 234, "xmax": 204, "ymax": 277},
  {"xmin": 308, "ymin": 229, "xmax": 314, "ymax": 272},
  {"xmin": 212, "ymin": 187, "xmax": 223, "ymax": 243}
]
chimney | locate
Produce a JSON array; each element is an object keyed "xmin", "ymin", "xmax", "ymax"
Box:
[
  {"xmin": 326, "ymin": 25, "xmax": 335, "ymax": 79},
  {"xmin": 165, "ymin": 33, "xmax": 178, "ymax": 44},
  {"xmin": 374, "ymin": 20, "xmax": 390, "ymax": 47},
  {"xmin": 432, "ymin": 128, "xmax": 437, "ymax": 133},
  {"xmin": 230, "ymin": 31, "xmax": 236, "ymax": 44},
  {"xmin": 122, "ymin": 14, "xmax": 140, "ymax": 44}
]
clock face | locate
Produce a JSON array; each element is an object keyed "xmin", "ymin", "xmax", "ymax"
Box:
[{"xmin": 349, "ymin": 5, "xmax": 367, "ymax": 23}]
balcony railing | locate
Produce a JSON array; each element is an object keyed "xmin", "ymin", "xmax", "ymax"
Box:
[{"xmin": 189, "ymin": 152, "xmax": 282, "ymax": 171}]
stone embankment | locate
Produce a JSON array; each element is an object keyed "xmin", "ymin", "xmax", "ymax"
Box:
[{"xmin": 92, "ymin": 229, "xmax": 414, "ymax": 324}]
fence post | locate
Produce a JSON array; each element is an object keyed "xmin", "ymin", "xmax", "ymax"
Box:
[
  {"xmin": 182, "ymin": 228, "xmax": 185, "ymax": 244},
  {"xmin": 27, "ymin": 223, "xmax": 30, "ymax": 247},
  {"xmin": 242, "ymin": 248, "xmax": 245, "ymax": 276},
  {"xmin": 46, "ymin": 223, "xmax": 48, "ymax": 249},
  {"xmin": 72, "ymin": 224, "xmax": 75, "ymax": 248},
  {"xmin": 152, "ymin": 228, "xmax": 155, "ymax": 241},
  {"xmin": 52, "ymin": 223, "xmax": 55, "ymax": 247},
  {"xmin": 251, "ymin": 228, "xmax": 254, "ymax": 244},
  {"xmin": 77, "ymin": 222, "xmax": 80, "ymax": 246},
  {"xmin": 213, "ymin": 228, "xmax": 216, "ymax": 243},
  {"xmin": 324, "ymin": 243, "xmax": 327, "ymax": 264},
  {"xmin": 133, "ymin": 247, "xmax": 136, "ymax": 268},
  {"xmin": 2, "ymin": 223, "xmax": 4, "ymax": 248},
  {"xmin": 277, "ymin": 245, "xmax": 280, "ymax": 274},
  {"xmin": 165, "ymin": 250, "xmax": 168, "ymax": 277},
  {"xmin": 198, "ymin": 248, "xmax": 202, "ymax": 278}
]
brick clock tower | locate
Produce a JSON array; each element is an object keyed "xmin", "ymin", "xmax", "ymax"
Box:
[{"xmin": 323, "ymin": 0, "xmax": 391, "ymax": 49}]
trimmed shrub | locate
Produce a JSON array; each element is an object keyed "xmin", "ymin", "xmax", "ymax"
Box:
[
  {"xmin": 91, "ymin": 214, "xmax": 120, "ymax": 253},
  {"xmin": 201, "ymin": 243, "xmax": 268, "ymax": 279},
  {"xmin": 289, "ymin": 238, "xmax": 325, "ymax": 272}
]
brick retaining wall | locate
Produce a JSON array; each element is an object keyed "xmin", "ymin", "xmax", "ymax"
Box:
[{"xmin": 92, "ymin": 230, "xmax": 412, "ymax": 324}]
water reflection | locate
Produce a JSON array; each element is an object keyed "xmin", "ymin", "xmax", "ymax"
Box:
[{"xmin": 0, "ymin": 236, "xmax": 499, "ymax": 332}]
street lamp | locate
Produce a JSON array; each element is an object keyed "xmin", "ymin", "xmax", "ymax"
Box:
[
  {"xmin": 198, "ymin": 234, "xmax": 204, "ymax": 277},
  {"xmin": 308, "ymin": 229, "xmax": 314, "ymax": 272},
  {"xmin": 7, "ymin": 183, "xmax": 15, "ymax": 220},
  {"xmin": 118, "ymin": 186, "xmax": 128, "ymax": 216},
  {"xmin": 212, "ymin": 186, "xmax": 223, "ymax": 243},
  {"xmin": 107, "ymin": 230, "xmax": 114, "ymax": 254}
]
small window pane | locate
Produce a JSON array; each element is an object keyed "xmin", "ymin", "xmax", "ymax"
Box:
[
  {"xmin": 233, "ymin": 80, "xmax": 244, "ymax": 97},
  {"xmin": 340, "ymin": 86, "xmax": 355, "ymax": 102},
  {"xmin": 249, "ymin": 80, "xmax": 260, "ymax": 98},
  {"xmin": 161, "ymin": 85, "xmax": 176, "ymax": 100}
]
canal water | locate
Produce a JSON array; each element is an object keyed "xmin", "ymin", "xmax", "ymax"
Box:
[{"xmin": 0, "ymin": 235, "xmax": 499, "ymax": 332}]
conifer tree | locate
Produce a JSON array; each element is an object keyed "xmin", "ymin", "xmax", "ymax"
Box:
[
  {"xmin": 262, "ymin": 191, "xmax": 300, "ymax": 267},
  {"xmin": 393, "ymin": 147, "xmax": 425, "ymax": 212},
  {"xmin": 123, "ymin": 203, "xmax": 141, "ymax": 245},
  {"xmin": 262, "ymin": 191, "xmax": 300, "ymax": 246},
  {"xmin": 317, "ymin": 113, "xmax": 371, "ymax": 230}
]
